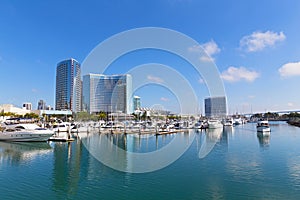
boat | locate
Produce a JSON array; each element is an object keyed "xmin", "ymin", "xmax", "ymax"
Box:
[
  {"xmin": 0, "ymin": 123, "xmax": 54, "ymax": 142},
  {"xmin": 207, "ymin": 119, "xmax": 223, "ymax": 129},
  {"xmin": 257, "ymin": 120, "xmax": 271, "ymax": 136},
  {"xmin": 223, "ymin": 118, "xmax": 233, "ymax": 126},
  {"xmin": 52, "ymin": 122, "xmax": 73, "ymax": 133}
]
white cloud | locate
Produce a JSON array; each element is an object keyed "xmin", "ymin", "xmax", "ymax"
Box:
[
  {"xmin": 160, "ymin": 97, "xmax": 169, "ymax": 102},
  {"xmin": 31, "ymin": 88, "xmax": 38, "ymax": 93},
  {"xmin": 248, "ymin": 95, "xmax": 255, "ymax": 99},
  {"xmin": 221, "ymin": 66, "xmax": 260, "ymax": 82},
  {"xmin": 278, "ymin": 62, "xmax": 300, "ymax": 78},
  {"xmin": 288, "ymin": 102, "xmax": 294, "ymax": 107},
  {"xmin": 147, "ymin": 75, "xmax": 164, "ymax": 83},
  {"xmin": 198, "ymin": 78, "xmax": 205, "ymax": 84},
  {"xmin": 240, "ymin": 31, "xmax": 286, "ymax": 52},
  {"xmin": 188, "ymin": 40, "xmax": 220, "ymax": 62}
]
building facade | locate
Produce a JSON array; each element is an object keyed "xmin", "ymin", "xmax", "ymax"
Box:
[
  {"xmin": 205, "ymin": 96, "xmax": 227, "ymax": 118},
  {"xmin": 22, "ymin": 102, "xmax": 32, "ymax": 110},
  {"xmin": 83, "ymin": 74, "xmax": 132, "ymax": 114},
  {"xmin": 133, "ymin": 96, "xmax": 141, "ymax": 111},
  {"xmin": 37, "ymin": 100, "xmax": 46, "ymax": 110},
  {"xmin": 55, "ymin": 58, "xmax": 82, "ymax": 113}
]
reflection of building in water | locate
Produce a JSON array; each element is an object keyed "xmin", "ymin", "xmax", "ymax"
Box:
[{"xmin": 52, "ymin": 141, "xmax": 83, "ymax": 197}]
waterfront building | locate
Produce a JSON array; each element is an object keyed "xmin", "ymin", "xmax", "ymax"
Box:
[
  {"xmin": 83, "ymin": 74, "xmax": 132, "ymax": 114},
  {"xmin": 37, "ymin": 100, "xmax": 46, "ymax": 110},
  {"xmin": 133, "ymin": 96, "xmax": 141, "ymax": 111},
  {"xmin": 0, "ymin": 104, "xmax": 31, "ymax": 116},
  {"xmin": 205, "ymin": 96, "xmax": 227, "ymax": 118},
  {"xmin": 22, "ymin": 102, "xmax": 32, "ymax": 110},
  {"xmin": 55, "ymin": 58, "xmax": 81, "ymax": 113}
]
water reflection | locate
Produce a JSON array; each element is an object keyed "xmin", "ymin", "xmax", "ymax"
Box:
[
  {"xmin": 81, "ymin": 130, "xmax": 195, "ymax": 173},
  {"xmin": 52, "ymin": 141, "xmax": 83, "ymax": 198},
  {"xmin": 198, "ymin": 128, "xmax": 223, "ymax": 159},
  {"xmin": 0, "ymin": 142, "xmax": 52, "ymax": 165},
  {"xmin": 257, "ymin": 135, "xmax": 270, "ymax": 148}
]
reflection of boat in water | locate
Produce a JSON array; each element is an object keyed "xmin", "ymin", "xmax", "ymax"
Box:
[
  {"xmin": 257, "ymin": 134, "xmax": 270, "ymax": 147},
  {"xmin": 199, "ymin": 128, "xmax": 223, "ymax": 159},
  {"xmin": 0, "ymin": 142, "xmax": 52, "ymax": 163}
]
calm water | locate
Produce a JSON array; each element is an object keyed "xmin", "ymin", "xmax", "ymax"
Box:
[{"xmin": 1, "ymin": 122, "xmax": 300, "ymax": 199}]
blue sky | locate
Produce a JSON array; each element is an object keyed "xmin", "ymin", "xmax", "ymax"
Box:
[{"xmin": 0, "ymin": 0, "xmax": 300, "ymax": 114}]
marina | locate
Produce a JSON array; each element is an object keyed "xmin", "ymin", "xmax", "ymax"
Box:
[{"xmin": 1, "ymin": 121, "xmax": 300, "ymax": 199}]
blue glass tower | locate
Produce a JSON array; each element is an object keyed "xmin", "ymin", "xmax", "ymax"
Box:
[
  {"xmin": 55, "ymin": 58, "xmax": 82, "ymax": 113},
  {"xmin": 83, "ymin": 74, "xmax": 132, "ymax": 114}
]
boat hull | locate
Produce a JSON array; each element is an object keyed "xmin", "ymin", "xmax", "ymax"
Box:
[
  {"xmin": 0, "ymin": 131, "xmax": 53, "ymax": 142},
  {"xmin": 257, "ymin": 126, "xmax": 271, "ymax": 136}
]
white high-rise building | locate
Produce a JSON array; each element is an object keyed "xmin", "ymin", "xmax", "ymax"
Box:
[
  {"xmin": 22, "ymin": 102, "xmax": 32, "ymax": 110},
  {"xmin": 83, "ymin": 74, "xmax": 132, "ymax": 114}
]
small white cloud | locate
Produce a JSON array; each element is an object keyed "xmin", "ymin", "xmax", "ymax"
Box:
[
  {"xmin": 31, "ymin": 88, "xmax": 38, "ymax": 93},
  {"xmin": 240, "ymin": 31, "xmax": 286, "ymax": 52},
  {"xmin": 147, "ymin": 75, "xmax": 164, "ymax": 83},
  {"xmin": 287, "ymin": 102, "xmax": 294, "ymax": 107},
  {"xmin": 248, "ymin": 95, "xmax": 255, "ymax": 99},
  {"xmin": 221, "ymin": 66, "xmax": 260, "ymax": 82},
  {"xmin": 198, "ymin": 78, "xmax": 205, "ymax": 84},
  {"xmin": 160, "ymin": 97, "xmax": 169, "ymax": 102},
  {"xmin": 188, "ymin": 40, "xmax": 220, "ymax": 62},
  {"xmin": 278, "ymin": 62, "xmax": 300, "ymax": 78}
]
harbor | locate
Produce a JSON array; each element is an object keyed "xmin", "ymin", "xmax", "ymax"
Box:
[{"xmin": 1, "ymin": 121, "xmax": 300, "ymax": 199}]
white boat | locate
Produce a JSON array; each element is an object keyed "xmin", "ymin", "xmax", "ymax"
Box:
[
  {"xmin": 208, "ymin": 119, "xmax": 223, "ymax": 129},
  {"xmin": 52, "ymin": 122, "xmax": 73, "ymax": 133},
  {"xmin": 223, "ymin": 118, "xmax": 233, "ymax": 126},
  {"xmin": 0, "ymin": 123, "xmax": 54, "ymax": 142},
  {"xmin": 233, "ymin": 118, "xmax": 243, "ymax": 126},
  {"xmin": 257, "ymin": 120, "xmax": 271, "ymax": 135}
]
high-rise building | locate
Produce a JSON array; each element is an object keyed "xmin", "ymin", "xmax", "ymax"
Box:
[
  {"xmin": 55, "ymin": 58, "xmax": 81, "ymax": 113},
  {"xmin": 37, "ymin": 100, "xmax": 46, "ymax": 110},
  {"xmin": 133, "ymin": 96, "xmax": 141, "ymax": 111},
  {"xmin": 83, "ymin": 74, "xmax": 132, "ymax": 114},
  {"xmin": 205, "ymin": 96, "xmax": 227, "ymax": 117},
  {"xmin": 22, "ymin": 102, "xmax": 32, "ymax": 110}
]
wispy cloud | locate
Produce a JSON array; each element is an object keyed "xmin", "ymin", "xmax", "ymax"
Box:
[
  {"xmin": 240, "ymin": 31, "xmax": 286, "ymax": 52},
  {"xmin": 287, "ymin": 102, "xmax": 294, "ymax": 107},
  {"xmin": 188, "ymin": 40, "xmax": 220, "ymax": 62},
  {"xmin": 160, "ymin": 97, "xmax": 169, "ymax": 102},
  {"xmin": 198, "ymin": 78, "xmax": 205, "ymax": 84},
  {"xmin": 278, "ymin": 61, "xmax": 300, "ymax": 78},
  {"xmin": 221, "ymin": 66, "xmax": 260, "ymax": 82},
  {"xmin": 31, "ymin": 88, "xmax": 38, "ymax": 93},
  {"xmin": 147, "ymin": 75, "xmax": 164, "ymax": 83},
  {"xmin": 248, "ymin": 95, "xmax": 255, "ymax": 99}
]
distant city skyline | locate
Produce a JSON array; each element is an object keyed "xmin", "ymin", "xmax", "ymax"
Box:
[{"xmin": 1, "ymin": 1, "xmax": 300, "ymax": 114}]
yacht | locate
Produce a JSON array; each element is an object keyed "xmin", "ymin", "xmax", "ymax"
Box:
[
  {"xmin": 0, "ymin": 123, "xmax": 54, "ymax": 142},
  {"xmin": 257, "ymin": 120, "xmax": 271, "ymax": 136},
  {"xmin": 207, "ymin": 119, "xmax": 223, "ymax": 129},
  {"xmin": 223, "ymin": 118, "xmax": 233, "ymax": 126},
  {"xmin": 52, "ymin": 122, "xmax": 73, "ymax": 133}
]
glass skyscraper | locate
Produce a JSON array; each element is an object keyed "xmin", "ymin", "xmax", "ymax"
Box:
[
  {"xmin": 205, "ymin": 96, "xmax": 227, "ymax": 117},
  {"xmin": 55, "ymin": 58, "xmax": 82, "ymax": 113},
  {"xmin": 133, "ymin": 96, "xmax": 141, "ymax": 111},
  {"xmin": 83, "ymin": 74, "xmax": 132, "ymax": 114}
]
